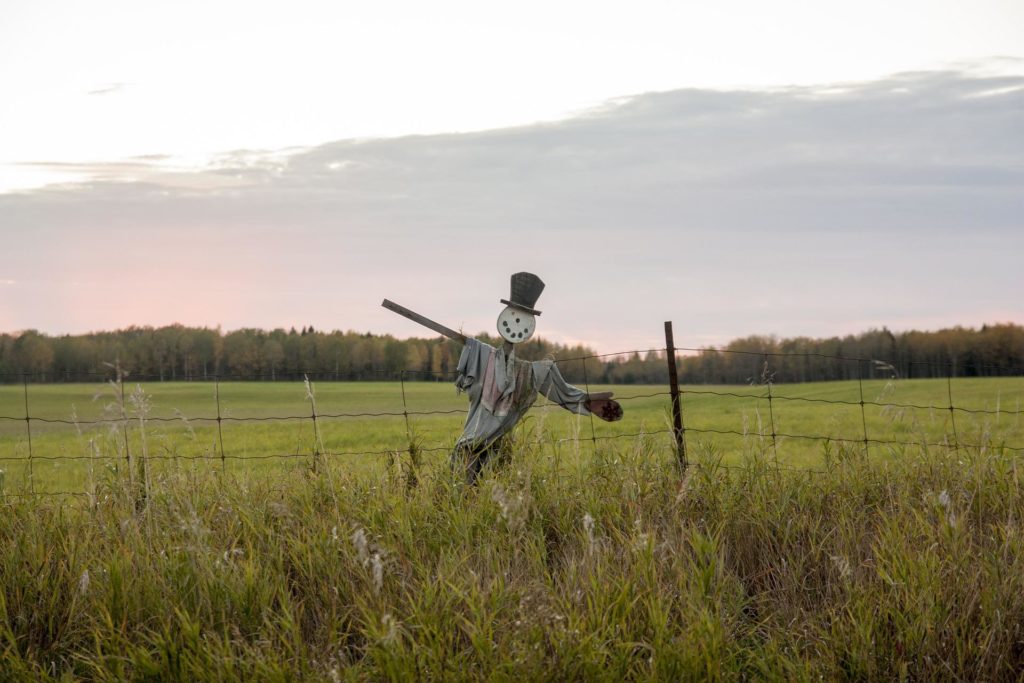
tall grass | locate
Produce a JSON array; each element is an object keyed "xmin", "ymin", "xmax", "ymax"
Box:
[{"xmin": 1, "ymin": 430, "xmax": 1023, "ymax": 680}]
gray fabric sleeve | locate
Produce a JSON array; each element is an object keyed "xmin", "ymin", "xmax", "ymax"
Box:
[
  {"xmin": 455, "ymin": 338, "xmax": 483, "ymax": 393},
  {"xmin": 532, "ymin": 360, "xmax": 591, "ymax": 416}
]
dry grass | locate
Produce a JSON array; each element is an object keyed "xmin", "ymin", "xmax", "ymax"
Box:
[{"xmin": 1, "ymin": 432, "xmax": 1023, "ymax": 680}]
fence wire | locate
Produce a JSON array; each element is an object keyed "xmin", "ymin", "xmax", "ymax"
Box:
[{"xmin": 2, "ymin": 343, "xmax": 1023, "ymax": 498}]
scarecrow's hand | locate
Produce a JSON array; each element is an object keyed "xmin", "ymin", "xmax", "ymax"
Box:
[{"xmin": 585, "ymin": 393, "xmax": 623, "ymax": 422}]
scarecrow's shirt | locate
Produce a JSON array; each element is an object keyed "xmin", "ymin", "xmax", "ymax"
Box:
[{"xmin": 454, "ymin": 338, "xmax": 591, "ymax": 450}]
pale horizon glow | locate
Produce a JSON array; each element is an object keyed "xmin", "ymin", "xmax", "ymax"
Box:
[{"xmin": 1, "ymin": 1, "xmax": 1022, "ymax": 352}]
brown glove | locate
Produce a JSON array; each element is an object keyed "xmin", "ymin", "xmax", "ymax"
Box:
[{"xmin": 584, "ymin": 392, "xmax": 623, "ymax": 422}]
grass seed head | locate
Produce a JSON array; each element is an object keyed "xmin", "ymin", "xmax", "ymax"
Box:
[
  {"xmin": 582, "ymin": 512, "xmax": 596, "ymax": 554},
  {"xmin": 351, "ymin": 527, "xmax": 370, "ymax": 566},
  {"xmin": 372, "ymin": 552, "xmax": 384, "ymax": 594}
]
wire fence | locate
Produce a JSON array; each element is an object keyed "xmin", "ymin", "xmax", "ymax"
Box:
[{"xmin": 1, "ymin": 335, "xmax": 1023, "ymax": 500}]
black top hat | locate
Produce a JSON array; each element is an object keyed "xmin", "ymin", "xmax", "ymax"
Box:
[{"xmin": 500, "ymin": 272, "xmax": 545, "ymax": 316}]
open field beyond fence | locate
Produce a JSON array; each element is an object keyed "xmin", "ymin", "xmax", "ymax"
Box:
[{"xmin": 1, "ymin": 377, "xmax": 1022, "ymax": 495}]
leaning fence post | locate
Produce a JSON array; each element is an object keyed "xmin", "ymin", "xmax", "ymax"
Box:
[{"xmin": 663, "ymin": 321, "xmax": 687, "ymax": 471}]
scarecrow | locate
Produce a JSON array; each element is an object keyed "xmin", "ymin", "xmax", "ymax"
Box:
[{"xmin": 383, "ymin": 272, "xmax": 623, "ymax": 483}]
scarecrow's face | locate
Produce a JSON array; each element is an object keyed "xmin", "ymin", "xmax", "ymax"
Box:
[{"xmin": 497, "ymin": 306, "xmax": 536, "ymax": 344}]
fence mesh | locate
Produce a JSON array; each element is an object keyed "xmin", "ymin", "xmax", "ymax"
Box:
[{"xmin": 1, "ymin": 343, "xmax": 1022, "ymax": 499}]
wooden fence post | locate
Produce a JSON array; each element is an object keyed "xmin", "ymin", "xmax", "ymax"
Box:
[
  {"xmin": 22, "ymin": 374, "xmax": 34, "ymax": 494},
  {"xmin": 664, "ymin": 321, "xmax": 687, "ymax": 471},
  {"xmin": 215, "ymin": 375, "xmax": 226, "ymax": 473}
]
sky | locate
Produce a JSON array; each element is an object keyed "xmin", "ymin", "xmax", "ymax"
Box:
[{"xmin": 1, "ymin": 0, "xmax": 1023, "ymax": 353}]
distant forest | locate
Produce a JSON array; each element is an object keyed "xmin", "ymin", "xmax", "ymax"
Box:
[{"xmin": 1, "ymin": 323, "xmax": 1022, "ymax": 385}]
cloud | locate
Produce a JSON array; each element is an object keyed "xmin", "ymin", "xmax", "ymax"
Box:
[
  {"xmin": 19, "ymin": 68, "xmax": 1024, "ymax": 204},
  {"xmin": 2, "ymin": 68, "xmax": 1022, "ymax": 349},
  {"xmin": 16, "ymin": 160, "xmax": 160, "ymax": 172},
  {"xmin": 87, "ymin": 83, "xmax": 128, "ymax": 96}
]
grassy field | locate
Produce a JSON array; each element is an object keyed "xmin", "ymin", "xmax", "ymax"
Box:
[
  {"xmin": 1, "ymin": 378, "xmax": 1023, "ymax": 679},
  {"xmin": 0, "ymin": 377, "xmax": 1022, "ymax": 494},
  {"xmin": 2, "ymin": 436, "xmax": 1024, "ymax": 679}
]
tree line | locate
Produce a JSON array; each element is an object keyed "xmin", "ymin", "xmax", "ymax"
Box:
[{"xmin": 1, "ymin": 322, "xmax": 1021, "ymax": 385}]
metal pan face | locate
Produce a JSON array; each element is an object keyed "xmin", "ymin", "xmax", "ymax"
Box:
[{"xmin": 496, "ymin": 306, "xmax": 536, "ymax": 344}]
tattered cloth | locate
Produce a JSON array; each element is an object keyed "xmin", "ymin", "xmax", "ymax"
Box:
[{"xmin": 454, "ymin": 338, "xmax": 591, "ymax": 451}]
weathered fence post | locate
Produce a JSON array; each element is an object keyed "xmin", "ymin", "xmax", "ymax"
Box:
[
  {"xmin": 399, "ymin": 370, "xmax": 420, "ymax": 490},
  {"xmin": 947, "ymin": 363, "xmax": 960, "ymax": 451},
  {"xmin": 856, "ymin": 359, "xmax": 871, "ymax": 459},
  {"xmin": 307, "ymin": 375, "xmax": 322, "ymax": 473},
  {"xmin": 664, "ymin": 322, "xmax": 687, "ymax": 471},
  {"xmin": 399, "ymin": 370, "xmax": 412, "ymax": 439},
  {"xmin": 215, "ymin": 375, "xmax": 226, "ymax": 473},
  {"xmin": 22, "ymin": 374, "xmax": 34, "ymax": 494},
  {"xmin": 763, "ymin": 353, "xmax": 779, "ymax": 467},
  {"xmin": 116, "ymin": 368, "xmax": 127, "ymax": 455},
  {"xmin": 115, "ymin": 362, "xmax": 133, "ymax": 490},
  {"xmin": 580, "ymin": 355, "xmax": 599, "ymax": 457}
]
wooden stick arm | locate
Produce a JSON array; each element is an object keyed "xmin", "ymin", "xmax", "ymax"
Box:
[{"xmin": 381, "ymin": 299, "xmax": 468, "ymax": 344}]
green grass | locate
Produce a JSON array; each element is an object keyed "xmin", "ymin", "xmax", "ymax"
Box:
[
  {"xmin": 2, "ymin": 440, "xmax": 1024, "ymax": 679},
  {"xmin": 1, "ymin": 377, "xmax": 1022, "ymax": 494},
  {"xmin": 1, "ymin": 378, "xmax": 1023, "ymax": 679}
]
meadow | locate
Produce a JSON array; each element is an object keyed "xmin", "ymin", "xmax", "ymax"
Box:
[
  {"xmin": 2, "ymin": 377, "xmax": 1024, "ymax": 679},
  {"xmin": 0, "ymin": 376, "xmax": 1022, "ymax": 494}
]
